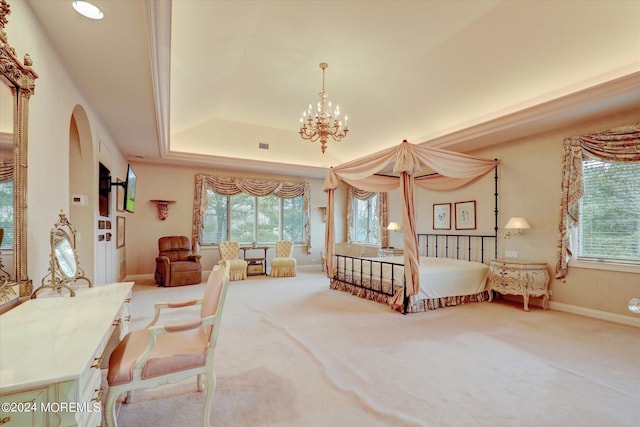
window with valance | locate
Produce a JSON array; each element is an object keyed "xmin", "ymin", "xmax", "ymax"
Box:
[
  {"xmin": 192, "ymin": 174, "xmax": 311, "ymax": 254},
  {"xmin": 556, "ymin": 123, "xmax": 640, "ymax": 279},
  {"xmin": 346, "ymin": 186, "xmax": 388, "ymax": 248}
]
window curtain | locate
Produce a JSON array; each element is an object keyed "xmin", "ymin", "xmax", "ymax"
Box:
[
  {"xmin": 378, "ymin": 192, "xmax": 389, "ymax": 249},
  {"xmin": 346, "ymin": 186, "xmax": 388, "ymax": 247},
  {"xmin": 193, "ymin": 174, "xmax": 311, "ymax": 254},
  {"xmin": 555, "ymin": 123, "xmax": 640, "ymax": 280},
  {"xmin": 323, "ymin": 140, "xmax": 498, "ymax": 309},
  {"xmin": 0, "ymin": 160, "xmax": 13, "ymax": 182}
]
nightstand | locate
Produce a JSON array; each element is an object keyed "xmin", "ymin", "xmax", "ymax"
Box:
[{"xmin": 487, "ymin": 259, "xmax": 550, "ymax": 311}]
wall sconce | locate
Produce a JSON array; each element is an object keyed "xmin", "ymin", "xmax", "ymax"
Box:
[
  {"xmin": 387, "ymin": 222, "xmax": 402, "ymax": 232},
  {"xmin": 503, "ymin": 217, "xmax": 530, "ymax": 239}
]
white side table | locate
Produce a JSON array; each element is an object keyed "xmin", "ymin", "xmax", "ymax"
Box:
[{"xmin": 487, "ymin": 259, "xmax": 550, "ymax": 311}]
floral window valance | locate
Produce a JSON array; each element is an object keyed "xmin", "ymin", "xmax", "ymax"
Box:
[
  {"xmin": 192, "ymin": 174, "xmax": 311, "ymax": 254},
  {"xmin": 556, "ymin": 123, "xmax": 640, "ymax": 280}
]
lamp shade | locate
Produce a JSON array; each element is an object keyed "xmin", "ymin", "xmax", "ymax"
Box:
[
  {"xmin": 504, "ymin": 217, "xmax": 531, "ymax": 230},
  {"xmin": 387, "ymin": 222, "xmax": 401, "ymax": 231}
]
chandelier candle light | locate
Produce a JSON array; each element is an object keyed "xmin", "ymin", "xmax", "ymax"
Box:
[{"xmin": 299, "ymin": 62, "xmax": 349, "ymax": 153}]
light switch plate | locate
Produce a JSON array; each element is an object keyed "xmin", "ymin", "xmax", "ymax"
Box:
[{"xmin": 505, "ymin": 250, "xmax": 519, "ymax": 259}]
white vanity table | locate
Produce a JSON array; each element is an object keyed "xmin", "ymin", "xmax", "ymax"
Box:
[{"xmin": 0, "ymin": 282, "xmax": 133, "ymax": 427}]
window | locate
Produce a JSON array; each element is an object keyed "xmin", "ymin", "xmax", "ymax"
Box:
[
  {"xmin": 351, "ymin": 193, "xmax": 380, "ymax": 244},
  {"xmin": 0, "ymin": 180, "xmax": 12, "ymax": 250},
  {"xmin": 576, "ymin": 159, "xmax": 640, "ymax": 264},
  {"xmin": 201, "ymin": 189, "xmax": 304, "ymax": 245}
]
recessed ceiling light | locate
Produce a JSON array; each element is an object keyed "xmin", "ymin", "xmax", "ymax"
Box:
[{"xmin": 72, "ymin": 1, "xmax": 104, "ymax": 20}]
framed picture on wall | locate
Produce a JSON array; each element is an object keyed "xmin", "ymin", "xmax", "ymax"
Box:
[
  {"xmin": 116, "ymin": 178, "xmax": 124, "ymax": 212},
  {"xmin": 455, "ymin": 200, "xmax": 476, "ymax": 230},
  {"xmin": 433, "ymin": 203, "xmax": 451, "ymax": 230},
  {"xmin": 116, "ymin": 216, "xmax": 126, "ymax": 248}
]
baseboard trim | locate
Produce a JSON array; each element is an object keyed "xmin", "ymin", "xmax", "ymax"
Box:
[{"xmin": 549, "ymin": 301, "xmax": 640, "ymax": 328}]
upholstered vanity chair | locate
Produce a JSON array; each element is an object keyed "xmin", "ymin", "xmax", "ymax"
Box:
[
  {"xmin": 105, "ymin": 261, "xmax": 231, "ymax": 427},
  {"xmin": 218, "ymin": 241, "xmax": 247, "ymax": 281},
  {"xmin": 269, "ymin": 240, "xmax": 296, "ymax": 277},
  {"xmin": 154, "ymin": 236, "xmax": 202, "ymax": 287}
]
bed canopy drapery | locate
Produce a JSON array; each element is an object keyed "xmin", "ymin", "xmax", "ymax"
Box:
[{"xmin": 323, "ymin": 140, "xmax": 498, "ymax": 308}]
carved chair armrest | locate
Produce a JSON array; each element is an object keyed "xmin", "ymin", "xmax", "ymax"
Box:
[
  {"xmin": 132, "ymin": 316, "xmax": 217, "ymax": 380},
  {"xmin": 146, "ymin": 298, "xmax": 204, "ymax": 328}
]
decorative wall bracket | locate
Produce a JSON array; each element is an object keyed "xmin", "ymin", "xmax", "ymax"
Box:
[{"xmin": 150, "ymin": 200, "xmax": 175, "ymax": 221}]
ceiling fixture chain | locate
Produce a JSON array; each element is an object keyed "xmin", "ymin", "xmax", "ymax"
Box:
[{"xmin": 298, "ymin": 62, "xmax": 349, "ymax": 153}]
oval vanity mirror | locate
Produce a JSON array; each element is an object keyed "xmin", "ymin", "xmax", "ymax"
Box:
[
  {"xmin": 53, "ymin": 230, "xmax": 77, "ymax": 279},
  {"xmin": 32, "ymin": 211, "xmax": 91, "ymax": 298}
]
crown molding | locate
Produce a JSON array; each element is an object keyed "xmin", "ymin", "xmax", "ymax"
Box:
[{"xmin": 421, "ymin": 69, "xmax": 640, "ymax": 151}]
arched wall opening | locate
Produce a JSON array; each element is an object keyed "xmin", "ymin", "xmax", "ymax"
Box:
[{"xmin": 69, "ymin": 105, "xmax": 95, "ymax": 283}]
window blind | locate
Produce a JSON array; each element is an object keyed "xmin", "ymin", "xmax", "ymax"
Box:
[{"xmin": 577, "ymin": 159, "xmax": 640, "ymax": 263}]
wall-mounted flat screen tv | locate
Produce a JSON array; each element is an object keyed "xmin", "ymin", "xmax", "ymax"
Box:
[{"xmin": 124, "ymin": 164, "xmax": 137, "ymax": 213}]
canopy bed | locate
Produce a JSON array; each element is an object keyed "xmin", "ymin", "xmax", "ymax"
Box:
[{"xmin": 324, "ymin": 140, "xmax": 499, "ymax": 313}]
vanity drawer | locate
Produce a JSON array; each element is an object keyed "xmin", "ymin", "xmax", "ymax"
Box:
[{"xmin": 0, "ymin": 388, "xmax": 48, "ymax": 426}]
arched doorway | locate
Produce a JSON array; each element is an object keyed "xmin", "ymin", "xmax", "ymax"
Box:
[{"xmin": 69, "ymin": 105, "xmax": 95, "ymax": 283}]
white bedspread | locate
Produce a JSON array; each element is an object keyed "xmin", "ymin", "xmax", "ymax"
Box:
[{"xmin": 337, "ymin": 256, "xmax": 489, "ymax": 300}]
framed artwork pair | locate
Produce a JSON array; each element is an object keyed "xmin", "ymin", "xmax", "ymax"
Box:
[{"xmin": 433, "ymin": 200, "xmax": 476, "ymax": 230}]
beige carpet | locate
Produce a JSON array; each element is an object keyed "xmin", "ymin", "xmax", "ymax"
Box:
[{"xmin": 107, "ymin": 269, "xmax": 640, "ymax": 427}]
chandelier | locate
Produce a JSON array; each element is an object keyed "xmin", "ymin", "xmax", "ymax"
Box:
[{"xmin": 299, "ymin": 62, "xmax": 349, "ymax": 153}]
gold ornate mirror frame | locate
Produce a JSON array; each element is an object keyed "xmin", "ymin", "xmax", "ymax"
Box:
[{"xmin": 0, "ymin": 0, "xmax": 37, "ymax": 308}]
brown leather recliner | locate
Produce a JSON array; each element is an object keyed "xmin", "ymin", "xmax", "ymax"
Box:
[{"xmin": 154, "ymin": 236, "xmax": 202, "ymax": 287}]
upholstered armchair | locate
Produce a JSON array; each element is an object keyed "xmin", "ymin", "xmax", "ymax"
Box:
[
  {"xmin": 269, "ymin": 240, "xmax": 296, "ymax": 277},
  {"xmin": 218, "ymin": 241, "xmax": 247, "ymax": 281},
  {"xmin": 154, "ymin": 236, "xmax": 202, "ymax": 287},
  {"xmin": 104, "ymin": 262, "xmax": 231, "ymax": 427}
]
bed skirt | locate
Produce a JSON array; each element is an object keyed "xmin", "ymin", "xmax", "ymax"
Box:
[
  {"xmin": 405, "ymin": 290, "xmax": 490, "ymax": 313},
  {"xmin": 330, "ymin": 278, "xmax": 489, "ymax": 314}
]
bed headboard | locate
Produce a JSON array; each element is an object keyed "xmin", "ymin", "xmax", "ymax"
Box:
[{"xmin": 417, "ymin": 233, "xmax": 497, "ymax": 264}]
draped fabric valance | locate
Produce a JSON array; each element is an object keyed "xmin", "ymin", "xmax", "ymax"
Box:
[
  {"xmin": 351, "ymin": 188, "xmax": 377, "ymax": 201},
  {"xmin": 198, "ymin": 175, "xmax": 307, "ymax": 198},
  {"xmin": 323, "ymin": 140, "xmax": 498, "ymax": 309},
  {"xmin": 0, "ymin": 160, "xmax": 13, "ymax": 182},
  {"xmin": 323, "ymin": 141, "xmax": 497, "ymax": 193},
  {"xmin": 192, "ymin": 174, "xmax": 311, "ymax": 254},
  {"xmin": 555, "ymin": 123, "xmax": 640, "ymax": 280}
]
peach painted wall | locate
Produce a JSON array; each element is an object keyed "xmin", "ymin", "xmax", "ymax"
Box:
[
  {"xmin": 8, "ymin": 0, "xmax": 638, "ymax": 321},
  {"xmin": 9, "ymin": 1, "xmax": 127, "ymax": 286},
  {"xmin": 387, "ymin": 107, "xmax": 640, "ymax": 318},
  {"xmin": 123, "ymin": 162, "xmax": 341, "ymax": 277}
]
